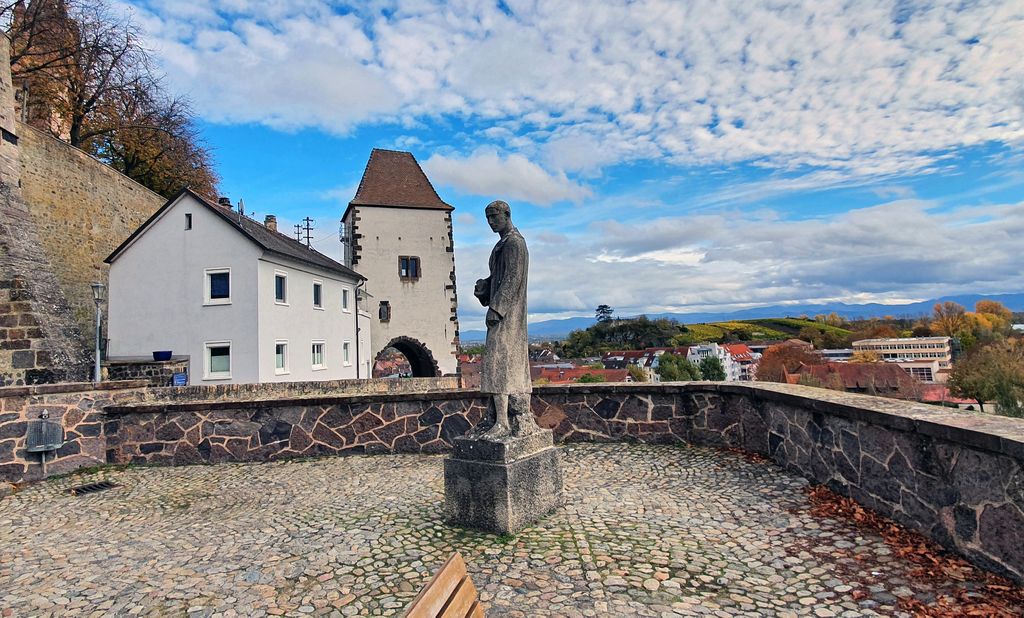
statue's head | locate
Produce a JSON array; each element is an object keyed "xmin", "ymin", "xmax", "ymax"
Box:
[{"xmin": 485, "ymin": 200, "xmax": 512, "ymax": 233}]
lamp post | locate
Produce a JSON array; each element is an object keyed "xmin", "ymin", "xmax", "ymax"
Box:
[{"xmin": 90, "ymin": 282, "xmax": 105, "ymax": 383}]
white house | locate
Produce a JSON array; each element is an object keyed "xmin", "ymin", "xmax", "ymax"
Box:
[
  {"xmin": 105, "ymin": 188, "xmax": 370, "ymax": 384},
  {"xmin": 686, "ymin": 342, "xmax": 757, "ymax": 381}
]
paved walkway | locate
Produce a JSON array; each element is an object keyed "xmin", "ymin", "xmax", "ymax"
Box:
[{"xmin": 0, "ymin": 443, "xmax": 982, "ymax": 617}]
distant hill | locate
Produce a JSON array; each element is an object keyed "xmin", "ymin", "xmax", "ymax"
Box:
[{"xmin": 459, "ymin": 292, "xmax": 1024, "ymax": 342}]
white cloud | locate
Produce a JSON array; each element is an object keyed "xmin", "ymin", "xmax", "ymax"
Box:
[
  {"xmin": 455, "ymin": 198, "xmax": 1024, "ymax": 329},
  {"xmin": 127, "ymin": 0, "xmax": 1024, "ymax": 184},
  {"xmin": 422, "ymin": 150, "xmax": 592, "ymax": 206}
]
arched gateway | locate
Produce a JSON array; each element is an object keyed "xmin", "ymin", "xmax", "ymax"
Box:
[{"xmin": 375, "ymin": 336, "xmax": 441, "ymax": 378}]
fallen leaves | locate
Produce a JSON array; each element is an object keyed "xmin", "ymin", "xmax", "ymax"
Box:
[{"xmin": 805, "ymin": 485, "xmax": 1024, "ymax": 617}]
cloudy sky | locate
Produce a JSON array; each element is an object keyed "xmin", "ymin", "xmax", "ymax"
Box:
[{"xmin": 120, "ymin": 0, "xmax": 1024, "ymax": 329}]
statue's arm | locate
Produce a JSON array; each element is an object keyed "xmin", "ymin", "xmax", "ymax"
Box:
[
  {"xmin": 474, "ymin": 276, "xmax": 491, "ymax": 306},
  {"xmin": 488, "ymin": 238, "xmax": 526, "ymax": 320}
]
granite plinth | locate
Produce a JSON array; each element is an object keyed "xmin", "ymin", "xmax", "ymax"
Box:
[
  {"xmin": 452, "ymin": 430, "xmax": 553, "ymax": 462},
  {"xmin": 444, "ymin": 429, "xmax": 563, "ymax": 534}
]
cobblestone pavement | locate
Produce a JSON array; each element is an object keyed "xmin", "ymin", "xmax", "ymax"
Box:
[{"xmin": 0, "ymin": 443, "xmax": 987, "ymax": 617}]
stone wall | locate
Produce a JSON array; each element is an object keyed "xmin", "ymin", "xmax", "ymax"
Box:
[
  {"xmin": 0, "ymin": 376, "xmax": 463, "ymax": 484},
  {"xmin": 17, "ymin": 123, "xmax": 165, "ymax": 351},
  {"xmin": 103, "ymin": 358, "xmax": 190, "ymax": 387},
  {"xmin": 97, "ymin": 382, "xmax": 1024, "ymax": 582},
  {"xmin": 0, "ymin": 381, "xmax": 148, "ymax": 482},
  {"xmin": 0, "ymin": 34, "xmax": 165, "ymax": 386},
  {"xmin": 2, "ymin": 380, "xmax": 1023, "ymax": 581},
  {"xmin": 0, "ymin": 34, "xmax": 93, "ymax": 385}
]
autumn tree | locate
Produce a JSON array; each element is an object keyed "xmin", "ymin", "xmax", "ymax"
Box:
[
  {"xmin": 931, "ymin": 301, "xmax": 967, "ymax": 338},
  {"xmin": 849, "ymin": 350, "xmax": 881, "ymax": 363},
  {"xmin": 699, "ymin": 356, "xmax": 726, "ymax": 381},
  {"xmin": 3, "ymin": 0, "xmax": 219, "ymax": 198},
  {"xmin": 949, "ymin": 341, "xmax": 1024, "ymax": 417},
  {"xmin": 755, "ymin": 343, "xmax": 823, "ymax": 383}
]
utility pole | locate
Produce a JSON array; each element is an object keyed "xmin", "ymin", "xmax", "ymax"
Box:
[
  {"xmin": 294, "ymin": 223, "xmax": 302, "ymax": 242},
  {"xmin": 302, "ymin": 217, "xmax": 314, "ymax": 247}
]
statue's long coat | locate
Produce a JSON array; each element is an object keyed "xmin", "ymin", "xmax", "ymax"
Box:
[{"xmin": 478, "ymin": 227, "xmax": 532, "ymax": 395}]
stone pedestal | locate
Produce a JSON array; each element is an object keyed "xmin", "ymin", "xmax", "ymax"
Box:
[{"xmin": 444, "ymin": 429, "xmax": 563, "ymax": 534}]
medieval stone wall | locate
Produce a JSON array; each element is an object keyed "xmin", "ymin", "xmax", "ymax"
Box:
[{"xmin": 16, "ymin": 124, "xmax": 165, "ymax": 349}]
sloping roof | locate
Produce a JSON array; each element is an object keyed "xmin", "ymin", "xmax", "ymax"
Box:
[
  {"xmin": 791, "ymin": 362, "xmax": 918, "ymax": 391},
  {"xmin": 348, "ymin": 149, "xmax": 452, "ymax": 211},
  {"xmin": 533, "ymin": 367, "xmax": 631, "ymax": 384},
  {"xmin": 723, "ymin": 344, "xmax": 755, "ymax": 362},
  {"xmin": 106, "ymin": 188, "xmax": 364, "ymax": 280}
]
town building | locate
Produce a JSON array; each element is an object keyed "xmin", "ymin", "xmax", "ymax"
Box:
[
  {"xmin": 851, "ymin": 336, "xmax": 952, "ymax": 368},
  {"xmin": 342, "ymin": 149, "xmax": 460, "ymax": 377},
  {"xmin": 532, "ymin": 367, "xmax": 631, "ymax": 384},
  {"xmin": 687, "ymin": 342, "xmax": 747, "ymax": 381},
  {"xmin": 105, "ymin": 189, "xmax": 369, "ymax": 384},
  {"xmin": 786, "ymin": 362, "xmax": 921, "ymax": 398},
  {"xmin": 820, "ymin": 348, "xmax": 854, "ymax": 362},
  {"xmin": 722, "ymin": 343, "xmax": 760, "ymax": 381}
]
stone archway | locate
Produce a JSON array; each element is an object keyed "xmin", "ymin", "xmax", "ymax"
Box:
[{"xmin": 376, "ymin": 336, "xmax": 440, "ymax": 378}]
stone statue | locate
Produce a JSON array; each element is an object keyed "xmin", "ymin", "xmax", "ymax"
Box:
[
  {"xmin": 445, "ymin": 199, "xmax": 562, "ymax": 533},
  {"xmin": 472, "ymin": 200, "xmax": 538, "ymax": 439}
]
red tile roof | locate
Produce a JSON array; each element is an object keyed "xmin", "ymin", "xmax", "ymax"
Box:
[
  {"xmin": 790, "ymin": 362, "xmax": 919, "ymax": 391},
  {"xmin": 533, "ymin": 368, "xmax": 631, "ymax": 384},
  {"xmin": 918, "ymin": 385, "xmax": 979, "ymax": 405},
  {"xmin": 349, "ymin": 149, "xmax": 452, "ymax": 211},
  {"xmin": 723, "ymin": 344, "xmax": 755, "ymax": 362}
]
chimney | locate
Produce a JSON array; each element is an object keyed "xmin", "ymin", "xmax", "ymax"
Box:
[
  {"xmin": 264, "ymin": 214, "xmax": 277, "ymax": 232},
  {"xmin": 217, "ymin": 197, "xmax": 231, "ymax": 208}
]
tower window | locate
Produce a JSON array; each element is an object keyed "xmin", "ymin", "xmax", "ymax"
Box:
[
  {"xmin": 379, "ymin": 301, "xmax": 391, "ymax": 322},
  {"xmin": 399, "ymin": 256, "xmax": 421, "ymax": 280}
]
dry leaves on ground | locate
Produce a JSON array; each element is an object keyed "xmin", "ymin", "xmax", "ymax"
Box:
[{"xmin": 805, "ymin": 485, "xmax": 1024, "ymax": 617}]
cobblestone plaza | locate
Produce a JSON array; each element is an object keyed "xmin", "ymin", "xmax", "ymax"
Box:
[{"xmin": 0, "ymin": 443, "xmax": 999, "ymax": 616}]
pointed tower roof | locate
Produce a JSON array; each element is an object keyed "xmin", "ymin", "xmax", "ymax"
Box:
[{"xmin": 347, "ymin": 148, "xmax": 453, "ymax": 212}]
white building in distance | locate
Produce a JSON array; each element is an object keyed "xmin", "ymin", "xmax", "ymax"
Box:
[
  {"xmin": 342, "ymin": 149, "xmax": 460, "ymax": 376},
  {"xmin": 105, "ymin": 189, "xmax": 369, "ymax": 384}
]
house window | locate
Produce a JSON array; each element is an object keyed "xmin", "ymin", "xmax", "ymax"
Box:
[
  {"xmin": 343, "ymin": 341, "xmax": 351, "ymax": 365},
  {"xmin": 313, "ymin": 281, "xmax": 323, "ymax": 309},
  {"xmin": 205, "ymin": 268, "xmax": 230, "ymax": 305},
  {"xmin": 275, "ymin": 341, "xmax": 288, "ymax": 374},
  {"xmin": 312, "ymin": 341, "xmax": 326, "ymax": 369},
  {"xmin": 379, "ymin": 301, "xmax": 391, "ymax": 322},
  {"xmin": 399, "ymin": 256, "xmax": 421, "ymax": 280},
  {"xmin": 275, "ymin": 273, "xmax": 287, "ymax": 304},
  {"xmin": 342, "ymin": 288, "xmax": 350, "ymax": 311},
  {"xmin": 185, "ymin": 213, "xmax": 192, "ymax": 230},
  {"xmin": 205, "ymin": 342, "xmax": 231, "ymax": 379}
]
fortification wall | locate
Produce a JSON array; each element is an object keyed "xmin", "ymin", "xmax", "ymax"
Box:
[
  {"xmin": 0, "ymin": 34, "xmax": 165, "ymax": 385},
  {"xmin": 17, "ymin": 123, "xmax": 164, "ymax": 347}
]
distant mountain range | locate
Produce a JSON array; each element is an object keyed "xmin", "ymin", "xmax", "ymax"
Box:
[{"xmin": 459, "ymin": 293, "xmax": 1024, "ymax": 342}]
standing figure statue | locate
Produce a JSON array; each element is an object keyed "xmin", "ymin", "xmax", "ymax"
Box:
[{"xmin": 472, "ymin": 200, "xmax": 538, "ymax": 439}]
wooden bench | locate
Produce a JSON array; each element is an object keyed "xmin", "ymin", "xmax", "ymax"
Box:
[{"xmin": 404, "ymin": 552, "xmax": 485, "ymax": 618}]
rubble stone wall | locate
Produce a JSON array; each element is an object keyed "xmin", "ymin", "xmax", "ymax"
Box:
[{"xmin": 2, "ymin": 380, "xmax": 1023, "ymax": 581}]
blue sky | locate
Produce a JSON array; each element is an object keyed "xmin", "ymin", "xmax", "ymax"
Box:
[{"xmin": 121, "ymin": 0, "xmax": 1024, "ymax": 329}]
